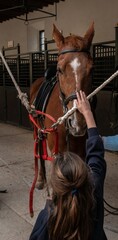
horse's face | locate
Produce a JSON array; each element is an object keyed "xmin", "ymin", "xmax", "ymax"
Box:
[{"xmin": 53, "ymin": 23, "xmax": 94, "ymax": 137}]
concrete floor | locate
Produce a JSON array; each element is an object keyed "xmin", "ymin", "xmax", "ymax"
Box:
[{"xmin": 0, "ymin": 122, "xmax": 118, "ymax": 240}]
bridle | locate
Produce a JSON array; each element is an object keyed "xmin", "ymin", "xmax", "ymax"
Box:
[
  {"xmin": 58, "ymin": 49, "xmax": 85, "ymax": 56},
  {"xmin": 57, "ymin": 48, "xmax": 90, "ymax": 112}
]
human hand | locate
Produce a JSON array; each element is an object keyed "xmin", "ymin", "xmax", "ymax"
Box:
[
  {"xmin": 76, "ymin": 90, "xmax": 91, "ymax": 116},
  {"xmin": 76, "ymin": 90, "xmax": 96, "ymax": 128}
]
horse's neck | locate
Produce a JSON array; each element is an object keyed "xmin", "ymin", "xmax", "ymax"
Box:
[
  {"xmin": 67, "ymin": 134, "xmax": 87, "ymax": 160},
  {"xmin": 30, "ymin": 77, "xmax": 44, "ymax": 105}
]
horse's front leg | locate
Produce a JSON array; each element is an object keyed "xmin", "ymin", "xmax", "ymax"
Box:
[
  {"xmin": 35, "ymin": 157, "xmax": 46, "ymax": 190},
  {"xmin": 33, "ymin": 128, "xmax": 47, "ymax": 190}
]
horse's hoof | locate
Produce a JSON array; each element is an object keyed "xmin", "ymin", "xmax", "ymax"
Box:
[{"xmin": 35, "ymin": 181, "xmax": 46, "ymax": 190}]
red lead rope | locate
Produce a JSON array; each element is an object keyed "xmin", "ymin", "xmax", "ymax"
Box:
[{"xmin": 29, "ymin": 110, "xmax": 58, "ymax": 217}]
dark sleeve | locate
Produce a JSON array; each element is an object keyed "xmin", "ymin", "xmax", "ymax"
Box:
[
  {"xmin": 86, "ymin": 127, "xmax": 106, "ymax": 189},
  {"xmin": 29, "ymin": 200, "xmax": 52, "ymax": 240},
  {"xmin": 86, "ymin": 128, "xmax": 107, "ymax": 240}
]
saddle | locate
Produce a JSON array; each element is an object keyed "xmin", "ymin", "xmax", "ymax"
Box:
[{"xmin": 35, "ymin": 65, "xmax": 57, "ymax": 113}]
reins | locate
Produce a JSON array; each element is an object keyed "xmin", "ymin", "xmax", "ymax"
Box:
[{"xmin": 29, "ymin": 110, "xmax": 58, "ymax": 217}]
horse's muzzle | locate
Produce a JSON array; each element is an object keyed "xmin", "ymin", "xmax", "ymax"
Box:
[{"xmin": 67, "ymin": 115, "xmax": 87, "ymax": 137}]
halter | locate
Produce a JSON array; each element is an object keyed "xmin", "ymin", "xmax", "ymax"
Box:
[
  {"xmin": 58, "ymin": 49, "xmax": 84, "ymax": 56},
  {"xmin": 58, "ymin": 48, "xmax": 89, "ymax": 110}
]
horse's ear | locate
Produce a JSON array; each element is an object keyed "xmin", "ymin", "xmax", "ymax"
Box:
[
  {"xmin": 52, "ymin": 24, "xmax": 64, "ymax": 49},
  {"xmin": 84, "ymin": 22, "xmax": 94, "ymax": 49}
]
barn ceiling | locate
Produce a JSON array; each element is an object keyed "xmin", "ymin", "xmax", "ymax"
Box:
[{"xmin": 0, "ymin": 0, "xmax": 65, "ymax": 23}]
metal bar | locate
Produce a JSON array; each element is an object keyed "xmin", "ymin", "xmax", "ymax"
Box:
[
  {"xmin": 16, "ymin": 15, "xmax": 56, "ymax": 22},
  {"xmin": 44, "ymin": 41, "xmax": 48, "ymax": 71},
  {"xmin": 2, "ymin": 49, "xmax": 7, "ymax": 122},
  {"xmin": 115, "ymin": 25, "xmax": 118, "ymax": 68},
  {"xmin": 93, "ymin": 40, "xmax": 115, "ymax": 46},
  {"xmin": 29, "ymin": 53, "xmax": 33, "ymax": 86},
  {"xmin": 36, "ymin": 8, "xmax": 56, "ymax": 17},
  {"xmin": 16, "ymin": 4, "xmax": 57, "ymax": 22},
  {"xmin": 0, "ymin": 5, "xmax": 24, "ymax": 12}
]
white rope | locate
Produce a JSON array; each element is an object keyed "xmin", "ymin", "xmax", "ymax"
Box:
[
  {"xmin": 0, "ymin": 51, "xmax": 31, "ymax": 113},
  {"xmin": 52, "ymin": 70, "xmax": 118, "ymax": 127}
]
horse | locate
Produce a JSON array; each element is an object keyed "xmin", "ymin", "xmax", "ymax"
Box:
[{"xmin": 30, "ymin": 23, "xmax": 95, "ymax": 190}]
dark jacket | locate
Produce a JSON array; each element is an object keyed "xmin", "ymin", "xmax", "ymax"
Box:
[{"xmin": 29, "ymin": 127, "xmax": 107, "ymax": 240}]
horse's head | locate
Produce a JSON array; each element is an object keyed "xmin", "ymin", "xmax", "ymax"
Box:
[{"xmin": 53, "ymin": 23, "xmax": 94, "ymax": 137}]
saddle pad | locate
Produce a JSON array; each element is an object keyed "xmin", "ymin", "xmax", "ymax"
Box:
[{"xmin": 35, "ymin": 76, "xmax": 57, "ymax": 113}]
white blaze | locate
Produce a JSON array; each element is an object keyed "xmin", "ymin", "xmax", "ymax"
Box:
[
  {"xmin": 69, "ymin": 58, "xmax": 81, "ymax": 133},
  {"xmin": 70, "ymin": 58, "xmax": 81, "ymax": 85},
  {"xmin": 73, "ymin": 99, "xmax": 79, "ymax": 131}
]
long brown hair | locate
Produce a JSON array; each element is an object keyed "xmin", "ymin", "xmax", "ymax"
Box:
[{"xmin": 48, "ymin": 152, "xmax": 94, "ymax": 240}]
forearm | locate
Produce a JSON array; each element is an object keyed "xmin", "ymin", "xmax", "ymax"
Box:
[
  {"xmin": 83, "ymin": 110, "xmax": 96, "ymax": 129},
  {"xmin": 86, "ymin": 129, "xmax": 106, "ymax": 184},
  {"xmin": 75, "ymin": 90, "xmax": 106, "ymax": 187}
]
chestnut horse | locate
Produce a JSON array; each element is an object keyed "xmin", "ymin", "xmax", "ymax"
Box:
[{"xmin": 30, "ymin": 23, "xmax": 94, "ymax": 189}]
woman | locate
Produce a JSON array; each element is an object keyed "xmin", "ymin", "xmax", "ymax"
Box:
[{"xmin": 29, "ymin": 90, "xmax": 107, "ymax": 240}]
